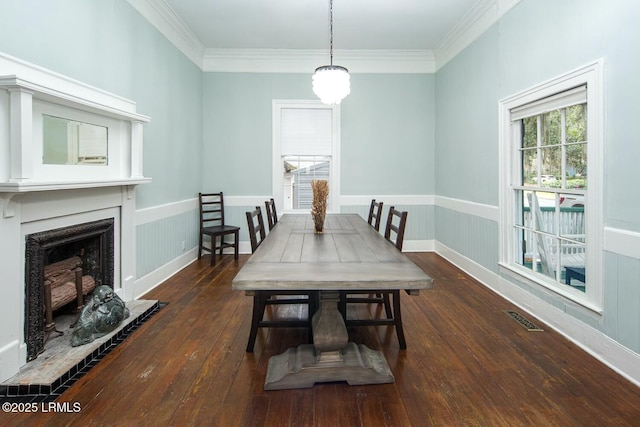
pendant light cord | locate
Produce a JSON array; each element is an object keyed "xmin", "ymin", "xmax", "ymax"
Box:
[{"xmin": 329, "ymin": 0, "xmax": 334, "ymax": 66}]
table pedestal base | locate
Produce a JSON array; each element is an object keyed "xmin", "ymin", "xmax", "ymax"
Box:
[
  {"xmin": 264, "ymin": 290, "xmax": 394, "ymax": 390},
  {"xmin": 264, "ymin": 342, "xmax": 394, "ymax": 390}
]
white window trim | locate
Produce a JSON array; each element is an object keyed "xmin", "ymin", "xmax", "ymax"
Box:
[
  {"xmin": 272, "ymin": 99, "xmax": 341, "ymax": 213},
  {"xmin": 498, "ymin": 60, "xmax": 604, "ymax": 313}
]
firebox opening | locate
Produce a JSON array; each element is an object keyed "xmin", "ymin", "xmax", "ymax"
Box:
[
  {"xmin": 25, "ymin": 218, "xmax": 115, "ymax": 361},
  {"xmin": 46, "ymin": 236, "xmax": 103, "ymax": 287}
]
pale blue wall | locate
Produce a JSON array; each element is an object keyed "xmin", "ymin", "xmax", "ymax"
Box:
[
  {"xmin": 433, "ymin": 23, "xmax": 501, "ymax": 274},
  {"xmin": 435, "ymin": 27, "xmax": 500, "ymax": 205},
  {"xmin": 434, "ymin": 0, "xmax": 640, "ymax": 352},
  {"xmin": 202, "ymin": 73, "xmax": 310, "ymax": 195},
  {"xmin": 202, "ymin": 72, "xmax": 434, "ymax": 197},
  {"xmin": 341, "ymin": 74, "xmax": 435, "ymax": 195},
  {"xmin": 202, "ymin": 72, "xmax": 435, "ymax": 242}
]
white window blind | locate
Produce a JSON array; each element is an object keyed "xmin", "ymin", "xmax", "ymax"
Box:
[
  {"xmin": 281, "ymin": 108, "xmax": 332, "ymax": 156},
  {"xmin": 511, "ymin": 85, "xmax": 587, "ymax": 121}
]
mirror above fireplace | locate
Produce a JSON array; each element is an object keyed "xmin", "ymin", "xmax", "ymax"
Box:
[{"xmin": 43, "ymin": 115, "xmax": 108, "ymax": 166}]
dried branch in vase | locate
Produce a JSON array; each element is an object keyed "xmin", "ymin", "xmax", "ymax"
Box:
[{"xmin": 311, "ymin": 179, "xmax": 329, "ymax": 233}]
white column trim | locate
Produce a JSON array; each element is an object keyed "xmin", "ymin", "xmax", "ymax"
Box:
[{"xmin": 8, "ymin": 88, "xmax": 33, "ymax": 181}]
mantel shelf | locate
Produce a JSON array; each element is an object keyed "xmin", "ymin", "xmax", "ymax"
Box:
[{"xmin": 0, "ymin": 177, "xmax": 152, "ymax": 193}]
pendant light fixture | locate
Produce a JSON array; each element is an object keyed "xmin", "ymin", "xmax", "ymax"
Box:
[{"xmin": 312, "ymin": 0, "xmax": 350, "ymax": 105}]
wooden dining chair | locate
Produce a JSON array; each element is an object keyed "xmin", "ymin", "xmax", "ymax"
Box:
[
  {"xmin": 367, "ymin": 199, "xmax": 384, "ymax": 231},
  {"xmin": 339, "ymin": 206, "xmax": 409, "ymax": 349},
  {"xmin": 264, "ymin": 198, "xmax": 278, "ymax": 230},
  {"xmin": 198, "ymin": 192, "xmax": 240, "ymax": 266},
  {"xmin": 244, "ymin": 206, "xmax": 318, "ymax": 352},
  {"xmin": 384, "ymin": 206, "xmax": 408, "ymax": 251},
  {"xmin": 246, "ymin": 206, "xmax": 266, "ymax": 252}
]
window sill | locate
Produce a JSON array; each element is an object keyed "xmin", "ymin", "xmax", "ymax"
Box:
[{"xmin": 498, "ymin": 262, "xmax": 603, "ymax": 315}]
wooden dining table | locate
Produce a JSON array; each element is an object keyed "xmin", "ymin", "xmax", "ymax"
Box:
[{"xmin": 232, "ymin": 213, "xmax": 433, "ymax": 390}]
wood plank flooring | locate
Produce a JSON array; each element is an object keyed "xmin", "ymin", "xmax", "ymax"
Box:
[{"xmin": 3, "ymin": 253, "xmax": 639, "ymax": 426}]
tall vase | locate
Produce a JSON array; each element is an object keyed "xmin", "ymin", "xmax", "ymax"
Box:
[{"xmin": 311, "ymin": 180, "xmax": 329, "ymax": 233}]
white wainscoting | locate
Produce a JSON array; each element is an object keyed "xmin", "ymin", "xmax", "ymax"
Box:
[{"xmin": 134, "ymin": 198, "xmax": 199, "ymax": 298}]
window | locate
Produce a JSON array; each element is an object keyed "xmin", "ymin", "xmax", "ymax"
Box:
[
  {"xmin": 499, "ymin": 62, "xmax": 603, "ymax": 311},
  {"xmin": 515, "ymin": 88, "xmax": 587, "ymax": 286},
  {"xmin": 272, "ymin": 100, "xmax": 341, "ymax": 213}
]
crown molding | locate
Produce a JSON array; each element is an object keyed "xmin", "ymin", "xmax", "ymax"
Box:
[
  {"xmin": 435, "ymin": 0, "xmax": 523, "ymax": 70},
  {"xmin": 126, "ymin": 0, "xmax": 204, "ymax": 68},
  {"xmin": 129, "ymin": 0, "xmax": 522, "ymax": 74},
  {"xmin": 202, "ymin": 49, "xmax": 435, "ymax": 73}
]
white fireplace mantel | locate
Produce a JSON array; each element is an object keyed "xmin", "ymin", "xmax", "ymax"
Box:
[{"xmin": 0, "ymin": 52, "xmax": 151, "ymax": 194}]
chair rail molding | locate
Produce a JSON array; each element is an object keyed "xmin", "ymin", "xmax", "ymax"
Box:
[{"xmin": 604, "ymin": 227, "xmax": 640, "ymax": 260}]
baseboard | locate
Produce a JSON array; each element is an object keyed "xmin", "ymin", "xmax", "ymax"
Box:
[
  {"xmin": 0, "ymin": 340, "xmax": 21, "ymax": 383},
  {"xmin": 402, "ymin": 239, "xmax": 434, "ymax": 252},
  {"xmin": 133, "ymin": 248, "xmax": 198, "ymax": 299}
]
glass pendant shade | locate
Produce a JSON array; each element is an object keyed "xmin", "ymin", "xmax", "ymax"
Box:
[{"xmin": 313, "ymin": 65, "xmax": 351, "ymax": 105}]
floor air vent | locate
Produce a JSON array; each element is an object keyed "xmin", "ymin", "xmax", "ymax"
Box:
[{"xmin": 504, "ymin": 310, "xmax": 543, "ymax": 332}]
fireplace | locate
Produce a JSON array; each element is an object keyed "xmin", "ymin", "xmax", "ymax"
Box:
[
  {"xmin": 24, "ymin": 219, "xmax": 115, "ymax": 361},
  {"xmin": 0, "ymin": 53, "xmax": 150, "ymax": 383}
]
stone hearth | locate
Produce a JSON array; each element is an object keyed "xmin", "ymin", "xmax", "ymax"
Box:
[{"xmin": 0, "ymin": 300, "xmax": 163, "ymax": 403}]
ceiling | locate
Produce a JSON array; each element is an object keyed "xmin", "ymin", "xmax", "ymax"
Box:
[
  {"xmin": 163, "ymin": 0, "xmax": 481, "ymax": 51},
  {"xmin": 130, "ymin": 0, "xmax": 522, "ymax": 71}
]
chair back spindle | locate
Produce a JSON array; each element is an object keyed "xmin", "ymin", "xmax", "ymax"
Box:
[
  {"xmin": 367, "ymin": 199, "xmax": 384, "ymax": 231},
  {"xmin": 246, "ymin": 206, "xmax": 266, "ymax": 253},
  {"xmin": 384, "ymin": 206, "xmax": 408, "ymax": 251},
  {"xmin": 200, "ymin": 192, "xmax": 226, "ymax": 228},
  {"xmin": 264, "ymin": 198, "xmax": 278, "ymax": 230}
]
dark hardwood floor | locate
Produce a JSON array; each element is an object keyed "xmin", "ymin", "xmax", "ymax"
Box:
[{"xmin": 4, "ymin": 253, "xmax": 639, "ymax": 426}]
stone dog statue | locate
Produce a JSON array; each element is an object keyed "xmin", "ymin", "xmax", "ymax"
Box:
[{"xmin": 71, "ymin": 285, "xmax": 130, "ymax": 347}]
